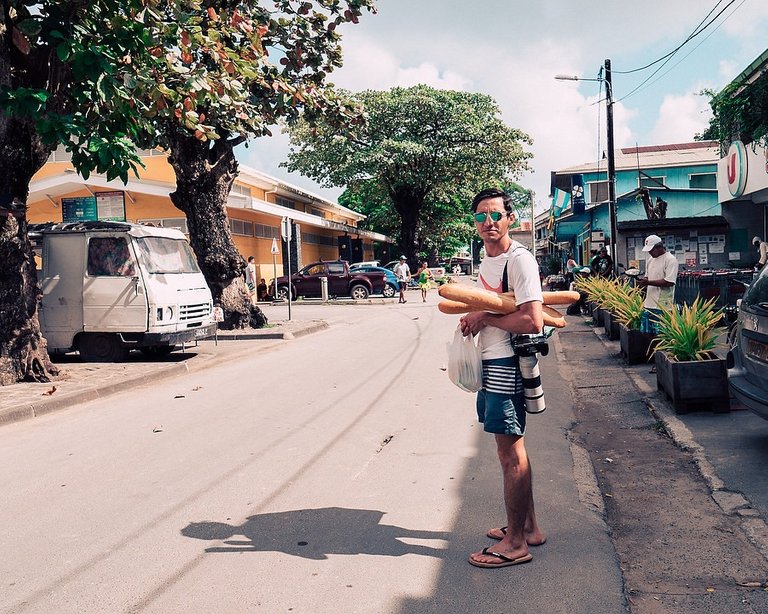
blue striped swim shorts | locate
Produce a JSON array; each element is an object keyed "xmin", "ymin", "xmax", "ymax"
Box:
[{"xmin": 475, "ymin": 356, "xmax": 526, "ymax": 436}]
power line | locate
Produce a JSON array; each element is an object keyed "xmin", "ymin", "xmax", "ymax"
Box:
[
  {"xmin": 613, "ymin": 0, "xmax": 732, "ymax": 75},
  {"xmin": 618, "ymin": 0, "xmax": 746, "ymax": 103},
  {"xmin": 615, "ymin": 0, "xmax": 738, "ymax": 102}
]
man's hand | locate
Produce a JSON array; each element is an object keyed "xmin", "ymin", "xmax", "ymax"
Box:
[
  {"xmin": 637, "ymin": 277, "xmax": 649, "ymax": 289},
  {"xmin": 459, "ymin": 311, "xmax": 487, "ymax": 337}
]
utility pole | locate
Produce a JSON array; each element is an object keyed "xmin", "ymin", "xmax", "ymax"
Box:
[
  {"xmin": 604, "ymin": 59, "xmax": 618, "ymax": 275},
  {"xmin": 530, "ymin": 190, "xmax": 536, "ymax": 253}
]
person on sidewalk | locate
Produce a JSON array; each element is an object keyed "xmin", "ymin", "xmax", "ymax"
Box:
[
  {"xmin": 417, "ymin": 261, "xmax": 433, "ymax": 302},
  {"xmin": 590, "ymin": 247, "xmax": 613, "ymax": 278},
  {"xmin": 393, "ymin": 256, "xmax": 411, "ymax": 303},
  {"xmin": 638, "ymin": 233, "xmax": 678, "ymax": 336},
  {"xmin": 244, "ymin": 256, "xmax": 257, "ymax": 301},
  {"xmin": 752, "ymin": 236, "xmax": 768, "ymax": 271},
  {"xmin": 459, "ymin": 187, "xmax": 546, "ymax": 569}
]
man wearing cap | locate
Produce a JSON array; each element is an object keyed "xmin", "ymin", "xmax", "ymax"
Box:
[
  {"xmin": 752, "ymin": 236, "xmax": 768, "ymax": 270},
  {"xmin": 638, "ymin": 234, "xmax": 678, "ymax": 335},
  {"xmin": 393, "ymin": 256, "xmax": 411, "ymax": 303}
]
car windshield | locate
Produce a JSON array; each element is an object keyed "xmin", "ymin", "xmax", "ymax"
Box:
[
  {"xmin": 742, "ymin": 267, "xmax": 768, "ymax": 312},
  {"xmin": 135, "ymin": 237, "xmax": 200, "ymax": 274}
]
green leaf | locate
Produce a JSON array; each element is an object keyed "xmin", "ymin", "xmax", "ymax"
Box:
[{"xmin": 56, "ymin": 42, "xmax": 70, "ymax": 62}]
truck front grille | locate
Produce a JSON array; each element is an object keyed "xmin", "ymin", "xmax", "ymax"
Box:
[{"xmin": 179, "ymin": 302, "xmax": 211, "ymax": 322}]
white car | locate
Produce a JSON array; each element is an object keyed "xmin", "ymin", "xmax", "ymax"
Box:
[{"xmin": 349, "ymin": 260, "xmax": 379, "ymax": 268}]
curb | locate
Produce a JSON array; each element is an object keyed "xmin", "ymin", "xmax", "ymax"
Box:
[{"xmin": 0, "ymin": 320, "xmax": 329, "ymax": 427}]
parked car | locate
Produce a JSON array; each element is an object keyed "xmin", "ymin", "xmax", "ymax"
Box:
[
  {"xmin": 350, "ymin": 260, "xmax": 380, "ymax": 268},
  {"xmin": 349, "ymin": 264, "xmax": 399, "ymax": 298},
  {"xmin": 727, "ymin": 267, "xmax": 768, "ymax": 419},
  {"xmin": 273, "ymin": 260, "xmax": 387, "ymax": 301}
]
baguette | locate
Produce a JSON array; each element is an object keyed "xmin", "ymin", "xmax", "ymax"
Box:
[
  {"xmin": 437, "ymin": 300, "xmax": 566, "ymax": 328},
  {"xmin": 439, "ymin": 284, "xmax": 579, "ymax": 308},
  {"xmin": 438, "ymin": 284, "xmax": 517, "ymax": 312}
]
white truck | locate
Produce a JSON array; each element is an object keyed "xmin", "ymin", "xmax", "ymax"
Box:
[{"xmin": 30, "ymin": 221, "xmax": 216, "ymax": 361}]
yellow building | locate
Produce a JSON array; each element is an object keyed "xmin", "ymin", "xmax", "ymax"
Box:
[{"xmin": 27, "ymin": 147, "xmax": 393, "ymax": 285}]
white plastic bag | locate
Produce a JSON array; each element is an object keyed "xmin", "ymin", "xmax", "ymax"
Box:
[{"xmin": 447, "ymin": 327, "xmax": 483, "ymax": 393}]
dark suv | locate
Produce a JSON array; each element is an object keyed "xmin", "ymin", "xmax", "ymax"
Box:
[{"xmin": 727, "ymin": 268, "xmax": 768, "ymax": 419}]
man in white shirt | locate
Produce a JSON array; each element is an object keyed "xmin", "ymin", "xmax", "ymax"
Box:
[
  {"xmin": 393, "ymin": 256, "xmax": 411, "ymax": 303},
  {"xmin": 459, "ymin": 188, "xmax": 545, "ymax": 569},
  {"xmin": 638, "ymin": 234, "xmax": 678, "ymax": 334}
]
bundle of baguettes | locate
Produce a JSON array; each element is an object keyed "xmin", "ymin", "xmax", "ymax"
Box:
[{"xmin": 437, "ymin": 284, "xmax": 580, "ymax": 329}]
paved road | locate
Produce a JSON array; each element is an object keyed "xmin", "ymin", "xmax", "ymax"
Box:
[{"xmin": 0, "ymin": 298, "xmax": 624, "ymax": 614}]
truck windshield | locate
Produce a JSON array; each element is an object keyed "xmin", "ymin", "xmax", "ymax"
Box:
[{"xmin": 135, "ymin": 237, "xmax": 201, "ymax": 274}]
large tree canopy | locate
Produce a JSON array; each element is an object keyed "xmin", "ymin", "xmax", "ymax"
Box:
[
  {"xmin": 99, "ymin": 0, "xmax": 374, "ymax": 328},
  {"xmin": 0, "ymin": 0, "xmax": 374, "ymax": 383},
  {"xmin": 284, "ymin": 85, "xmax": 533, "ymax": 265}
]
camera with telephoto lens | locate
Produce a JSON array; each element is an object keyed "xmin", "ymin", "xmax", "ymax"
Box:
[{"xmin": 512, "ymin": 333, "xmax": 549, "ymax": 414}]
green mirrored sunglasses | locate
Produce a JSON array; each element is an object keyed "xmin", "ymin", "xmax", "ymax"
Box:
[{"xmin": 473, "ymin": 211, "xmax": 504, "ymax": 223}]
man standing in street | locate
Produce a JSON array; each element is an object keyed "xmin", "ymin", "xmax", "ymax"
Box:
[
  {"xmin": 752, "ymin": 236, "xmax": 768, "ymax": 271},
  {"xmin": 459, "ymin": 188, "xmax": 546, "ymax": 569},
  {"xmin": 393, "ymin": 256, "xmax": 411, "ymax": 303},
  {"xmin": 638, "ymin": 234, "xmax": 678, "ymax": 335}
]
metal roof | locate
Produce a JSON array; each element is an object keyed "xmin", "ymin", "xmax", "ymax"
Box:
[{"xmin": 557, "ymin": 141, "xmax": 719, "ymax": 174}]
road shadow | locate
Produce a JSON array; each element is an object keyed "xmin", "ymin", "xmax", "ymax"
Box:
[{"xmin": 181, "ymin": 507, "xmax": 449, "ymax": 560}]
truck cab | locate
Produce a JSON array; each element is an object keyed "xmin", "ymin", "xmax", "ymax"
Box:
[{"xmin": 31, "ymin": 221, "xmax": 215, "ymax": 361}]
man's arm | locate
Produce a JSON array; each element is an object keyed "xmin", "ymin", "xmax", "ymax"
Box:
[{"xmin": 459, "ymin": 300, "xmax": 543, "ymax": 337}]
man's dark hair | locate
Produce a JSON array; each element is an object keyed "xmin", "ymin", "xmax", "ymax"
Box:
[{"xmin": 471, "ymin": 188, "xmax": 514, "ymax": 213}]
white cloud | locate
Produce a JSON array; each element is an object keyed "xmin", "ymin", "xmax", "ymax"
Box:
[
  {"xmin": 235, "ymin": 0, "xmax": 768, "ymax": 216},
  {"xmin": 649, "ymin": 91, "xmax": 712, "ymax": 144}
]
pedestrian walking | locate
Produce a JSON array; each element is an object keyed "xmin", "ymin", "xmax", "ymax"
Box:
[
  {"xmin": 417, "ymin": 262, "xmax": 433, "ymax": 302},
  {"xmin": 459, "ymin": 187, "xmax": 546, "ymax": 569},
  {"xmin": 393, "ymin": 256, "xmax": 411, "ymax": 303},
  {"xmin": 244, "ymin": 256, "xmax": 257, "ymax": 302}
]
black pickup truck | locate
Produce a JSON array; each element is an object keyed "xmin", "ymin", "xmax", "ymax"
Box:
[{"xmin": 274, "ymin": 260, "xmax": 387, "ymax": 300}]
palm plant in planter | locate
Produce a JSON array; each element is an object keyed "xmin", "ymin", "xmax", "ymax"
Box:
[
  {"xmin": 611, "ymin": 284, "xmax": 655, "ymax": 364},
  {"xmin": 595, "ymin": 279, "xmax": 630, "ymax": 341},
  {"xmin": 575, "ymin": 276, "xmax": 611, "ymax": 327},
  {"xmin": 651, "ymin": 297, "xmax": 728, "ymax": 413}
]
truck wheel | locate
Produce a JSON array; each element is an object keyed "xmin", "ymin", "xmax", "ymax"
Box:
[
  {"xmin": 350, "ymin": 284, "xmax": 369, "ymax": 300},
  {"xmin": 382, "ymin": 283, "xmax": 396, "ymax": 298},
  {"xmin": 79, "ymin": 333, "xmax": 129, "ymax": 362},
  {"xmin": 276, "ymin": 286, "xmax": 291, "ymax": 301},
  {"xmin": 139, "ymin": 345, "xmax": 175, "ymax": 358}
]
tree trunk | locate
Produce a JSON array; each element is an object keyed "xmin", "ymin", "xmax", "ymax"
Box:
[
  {"xmin": 391, "ymin": 186, "xmax": 425, "ymax": 269},
  {"xmin": 167, "ymin": 131, "xmax": 265, "ymax": 329},
  {"xmin": 0, "ymin": 116, "xmax": 60, "ymax": 385}
]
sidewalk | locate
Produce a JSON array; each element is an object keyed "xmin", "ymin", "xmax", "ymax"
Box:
[{"xmin": 0, "ymin": 318, "xmax": 328, "ymax": 427}]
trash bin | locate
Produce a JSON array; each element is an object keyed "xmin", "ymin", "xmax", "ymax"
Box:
[{"xmin": 320, "ymin": 276, "xmax": 329, "ymax": 302}]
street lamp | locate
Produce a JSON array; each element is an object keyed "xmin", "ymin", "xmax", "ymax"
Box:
[{"xmin": 555, "ymin": 59, "xmax": 618, "ymax": 275}]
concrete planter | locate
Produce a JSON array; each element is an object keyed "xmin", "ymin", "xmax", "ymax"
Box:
[
  {"xmin": 603, "ymin": 310, "xmax": 620, "ymax": 341},
  {"xmin": 655, "ymin": 350, "xmax": 729, "ymax": 414},
  {"xmin": 619, "ymin": 325, "xmax": 654, "ymax": 365},
  {"xmin": 592, "ymin": 306, "xmax": 605, "ymax": 327}
]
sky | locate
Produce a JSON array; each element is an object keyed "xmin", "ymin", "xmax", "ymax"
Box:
[{"xmin": 239, "ymin": 0, "xmax": 768, "ymax": 217}]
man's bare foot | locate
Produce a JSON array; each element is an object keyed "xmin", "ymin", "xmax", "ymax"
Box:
[{"xmin": 486, "ymin": 526, "xmax": 547, "ymax": 546}]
